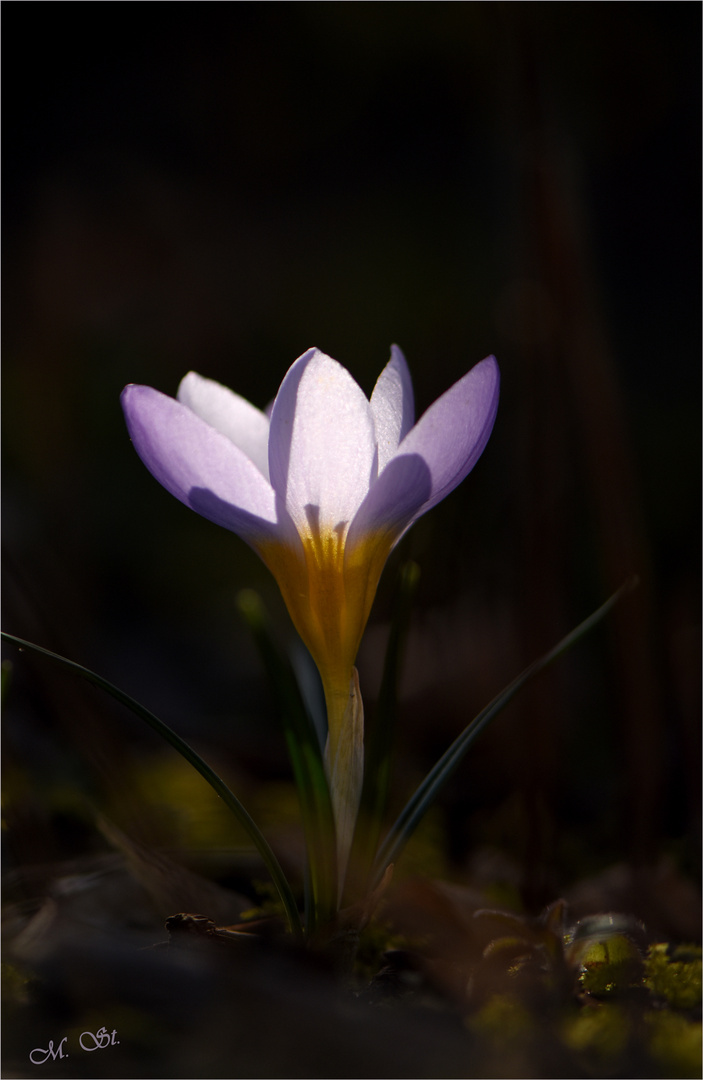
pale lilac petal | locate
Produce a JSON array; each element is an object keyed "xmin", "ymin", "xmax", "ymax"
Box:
[
  {"xmin": 268, "ymin": 348, "xmax": 377, "ymax": 536},
  {"xmin": 395, "ymin": 355, "xmax": 499, "ymax": 524},
  {"xmin": 370, "ymin": 344, "xmax": 415, "ymax": 472},
  {"xmin": 346, "ymin": 453, "xmax": 432, "ymax": 550},
  {"xmin": 351, "ymin": 356, "xmax": 498, "ymax": 545},
  {"xmin": 121, "ymin": 384, "xmax": 278, "ymax": 547},
  {"xmin": 177, "ymin": 371, "xmax": 271, "ymax": 481}
]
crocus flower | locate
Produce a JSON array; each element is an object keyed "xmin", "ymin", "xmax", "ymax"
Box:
[{"xmin": 121, "ymin": 347, "xmax": 499, "ymax": 870}]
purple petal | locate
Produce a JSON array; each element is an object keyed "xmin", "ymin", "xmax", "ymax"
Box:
[
  {"xmin": 121, "ymin": 384, "xmax": 278, "ymax": 547},
  {"xmin": 347, "ymin": 453, "xmax": 432, "ymax": 550},
  {"xmin": 370, "ymin": 344, "xmax": 415, "ymax": 472},
  {"xmin": 397, "ymin": 355, "xmax": 499, "ymax": 523},
  {"xmin": 177, "ymin": 372, "xmax": 271, "ymax": 481},
  {"xmin": 349, "ymin": 356, "xmax": 499, "ymax": 544},
  {"xmin": 268, "ymin": 348, "xmax": 377, "ymax": 536}
]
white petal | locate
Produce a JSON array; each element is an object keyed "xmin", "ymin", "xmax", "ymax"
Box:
[
  {"xmin": 268, "ymin": 349, "xmax": 377, "ymax": 537},
  {"xmin": 177, "ymin": 371, "xmax": 270, "ymax": 480},
  {"xmin": 370, "ymin": 344, "xmax": 415, "ymax": 472}
]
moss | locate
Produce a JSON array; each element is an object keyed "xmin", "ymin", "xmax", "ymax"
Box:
[
  {"xmin": 353, "ymin": 920, "xmax": 413, "ymax": 982},
  {"xmin": 562, "ymin": 1002, "xmax": 629, "ymax": 1060},
  {"xmin": 238, "ymin": 878, "xmax": 287, "ymax": 921},
  {"xmin": 646, "ymin": 1009, "xmax": 702, "ymax": 1079},
  {"xmin": 390, "ymin": 806, "xmax": 448, "ymax": 882},
  {"xmin": 1, "ymin": 962, "xmax": 33, "ymax": 1009},
  {"xmin": 131, "ymin": 753, "xmax": 256, "ymax": 848},
  {"xmin": 467, "ymin": 993, "xmax": 533, "ymax": 1041},
  {"xmin": 644, "ymin": 943, "xmax": 702, "ymax": 1012}
]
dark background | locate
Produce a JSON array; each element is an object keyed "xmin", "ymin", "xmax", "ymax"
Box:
[{"xmin": 3, "ymin": 3, "xmax": 700, "ymax": 938}]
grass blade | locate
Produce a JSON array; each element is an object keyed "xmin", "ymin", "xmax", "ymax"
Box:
[
  {"xmin": 371, "ymin": 579, "xmax": 636, "ymax": 885},
  {"xmin": 236, "ymin": 592, "xmax": 337, "ymax": 932},
  {"xmin": 1, "ymin": 630, "xmax": 303, "ymax": 939},
  {"xmin": 349, "ymin": 561, "xmax": 420, "ymax": 894}
]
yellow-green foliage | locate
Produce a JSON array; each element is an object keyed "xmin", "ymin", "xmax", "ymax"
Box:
[
  {"xmin": 644, "ymin": 943, "xmax": 702, "ymax": 1012},
  {"xmin": 353, "ymin": 920, "xmax": 414, "ymax": 983},
  {"xmin": 465, "ymin": 925, "xmax": 702, "ymax": 1077},
  {"xmin": 131, "ymin": 753, "xmax": 276, "ymax": 848},
  {"xmin": 468, "ymin": 994, "xmax": 532, "ymax": 1041},
  {"xmin": 562, "ymin": 1003, "xmax": 629, "ymax": 1060},
  {"xmin": 646, "ymin": 1010, "xmax": 702, "ymax": 1080},
  {"xmin": 1, "ymin": 962, "xmax": 32, "ymax": 1010},
  {"xmin": 389, "ymin": 805, "xmax": 447, "ymax": 882}
]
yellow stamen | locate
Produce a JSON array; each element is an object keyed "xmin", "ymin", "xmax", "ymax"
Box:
[
  {"xmin": 260, "ymin": 523, "xmax": 393, "ymax": 885},
  {"xmin": 259, "ymin": 523, "xmax": 393, "ymax": 752}
]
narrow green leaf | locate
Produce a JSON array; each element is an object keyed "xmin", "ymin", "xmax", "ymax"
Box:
[
  {"xmin": 1, "ymin": 630, "xmax": 303, "ymax": 940},
  {"xmin": 236, "ymin": 591, "xmax": 337, "ymax": 932},
  {"xmin": 371, "ymin": 578, "xmax": 636, "ymax": 885},
  {"xmin": 349, "ymin": 560, "xmax": 420, "ymax": 893}
]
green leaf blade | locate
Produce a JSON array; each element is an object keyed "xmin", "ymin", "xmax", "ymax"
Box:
[
  {"xmin": 236, "ymin": 591, "xmax": 337, "ymax": 931},
  {"xmin": 1, "ymin": 630, "xmax": 303, "ymax": 940},
  {"xmin": 371, "ymin": 579, "xmax": 636, "ymax": 885},
  {"xmin": 349, "ymin": 560, "xmax": 420, "ymax": 894}
]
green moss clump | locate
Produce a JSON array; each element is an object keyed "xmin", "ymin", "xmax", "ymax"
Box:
[
  {"xmin": 238, "ymin": 878, "xmax": 287, "ymax": 922},
  {"xmin": 646, "ymin": 1009, "xmax": 702, "ymax": 1079},
  {"xmin": 1, "ymin": 962, "xmax": 33, "ymax": 1009},
  {"xmin": 467, "ymin": 993, "xmax": 532, "ymax": 1041},
  {"xmin": 562, "ymin": 1003, "xmax": 629, "ymax": 1060},
  {"xmin": 353, "ymin": 921, "xmax": 414, "ymax": 983},
  {"xmin": 644, "ymin": 943, "xmax": 702, "ymax": 1012}
]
